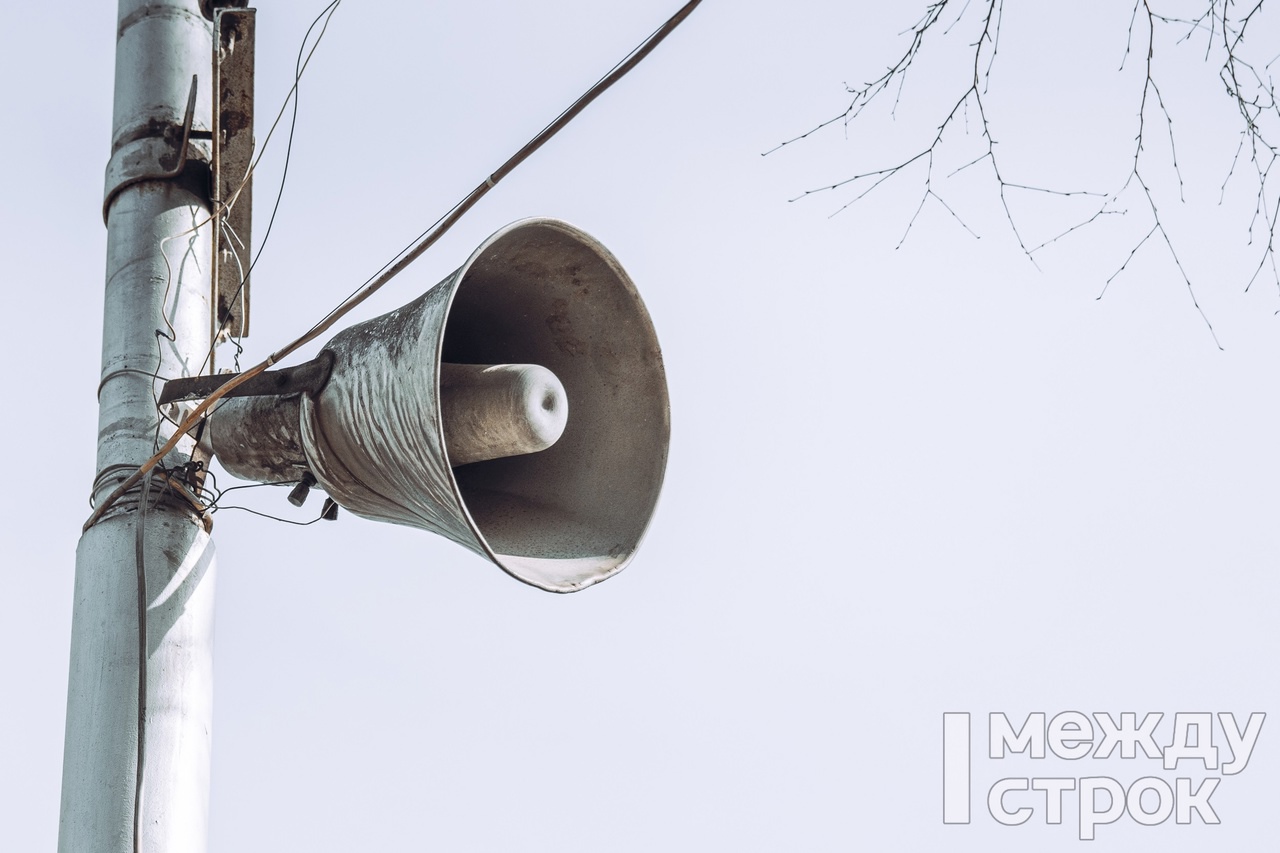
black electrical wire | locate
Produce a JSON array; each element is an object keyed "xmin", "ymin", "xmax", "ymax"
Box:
[
  {"xmin": 201, "ymin": 0, "xmax": 343, "ymax": 375},
  {"xmin": 205, "ymin": 478, "xmax": 301, "ymax": 511},
  {"xmin": 303, "ymin": 0, "xmax": 704, "ymax": 343},
  {"xmin": 213, "ymin": 505, "xmax": 326, "ymax": 526}
]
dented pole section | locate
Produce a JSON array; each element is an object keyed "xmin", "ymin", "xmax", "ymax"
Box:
[{"xmin": 60, "ymin": 2, "xmax": 218, "ymax": 852}]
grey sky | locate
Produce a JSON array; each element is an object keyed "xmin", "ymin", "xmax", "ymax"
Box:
[{"xmin": 3, "ymin": 1, "xmax": 1277, "ymax": 850}]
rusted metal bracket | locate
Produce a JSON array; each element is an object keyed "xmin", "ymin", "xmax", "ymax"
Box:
[
  {"xmin": 101, "ymin": 76, "xmax": 205, "ymax": 223},
  {"xmin": 212, "ymin": 6, "xmax": 256, "ymax": 341},
  {"xmin": 158, "ymin": 352, "xmax": 334, "ymax": 406}
]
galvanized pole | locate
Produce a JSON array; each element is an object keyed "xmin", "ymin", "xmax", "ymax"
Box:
[{"xmin": 59, "ymin": 2, "xmax": 218, "ymax": 851}]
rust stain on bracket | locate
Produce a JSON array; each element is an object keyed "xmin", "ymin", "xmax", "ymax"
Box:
[{"xmin": 212, "ymin": 7, "xmax": 256, "ymax": 341}]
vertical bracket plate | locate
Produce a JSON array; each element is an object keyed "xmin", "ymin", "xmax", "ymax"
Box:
[{"xmin": 212, "ymin": 7, "xmax": 256, "ymax": 341}]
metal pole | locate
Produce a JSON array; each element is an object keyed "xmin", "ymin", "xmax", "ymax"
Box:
[{"xmin": 60, "ymin": 2, "xmax": 217, "ymax": 851}]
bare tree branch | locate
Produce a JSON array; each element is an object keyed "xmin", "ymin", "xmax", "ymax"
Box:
[{"xmin": 772, "ymin": 0, "xmax": 1280, "ymax": 343}]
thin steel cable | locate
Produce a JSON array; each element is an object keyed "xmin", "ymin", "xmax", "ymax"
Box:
[
  {"xmin": 302, "ymin": 0, "xmax": 703, "ymax": 344},
  {"xmin": 83, "ymin": 0, "xmax": 703, "ymax": 532}
]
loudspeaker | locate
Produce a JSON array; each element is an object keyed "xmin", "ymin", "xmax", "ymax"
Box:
[{"xmin": 210, "ymin": 218, "xmax": 670, "ymax": 592}]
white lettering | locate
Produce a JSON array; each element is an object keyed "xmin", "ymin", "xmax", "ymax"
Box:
[
  {"xmin": 1031, "ymin": 777, "xmax": 1075, "ymax": 825},
  {"xmin": 1078, "ymin": 777, "xmax": 1126, "ymax": 841},
  {"xmin": 952, "ymin": 709, "xmax": 1251, "ymax": 836},
  {"xmin": 1218, "ymin": 712, "xmax": 1265, "ymax": 775},
  {"xmin": 1175, "ymin": 777, "xmax": 1220, "ymax": 825},
  {"xmin": 1164, "ymin": 713, "xmax": 1219, "ymax": 770},
  {"xmin": 1125, "ymin": 777, "xmax": 1174, "ymax": 826},
  {"xmin": 988, "ymin": 778, "xmax": 1033, "ymax": 826},
  {"xmin": 1092, "ymin": 711, "xmax": 1163, "ymax": 759},
  {"xmin": 990, "ymin": 712, "xmax": 1046, "ymax": 759},
  {"xmin": 1048, "ymin": 711, "xmax": 1093, "ymax": 760}
]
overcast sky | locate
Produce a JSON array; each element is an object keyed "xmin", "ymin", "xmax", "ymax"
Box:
[{"xmin": 3, "ymin": 1, "xmax": 1278, "ymax": 850}]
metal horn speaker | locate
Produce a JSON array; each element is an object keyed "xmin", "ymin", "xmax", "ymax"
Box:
[{"xmin": 209, "ymin": 218, "xmax": 670, "ymax": 592}]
